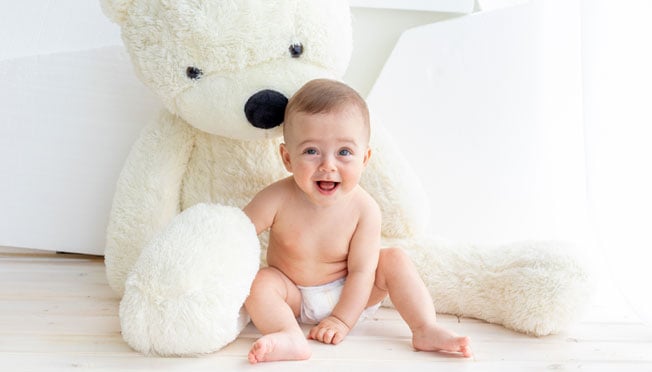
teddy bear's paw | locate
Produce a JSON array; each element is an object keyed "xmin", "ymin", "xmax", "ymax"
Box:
[
  {"xmin": 486, "ymin": 240, "xmax": 594, "ymax": 336},
  {"xmin": 118, "ymin": 203, "xmax": 260, "ymax": 356},
  {"xmin": 408, "ymin": 238, "xmax": 593, "ymax": 336}
]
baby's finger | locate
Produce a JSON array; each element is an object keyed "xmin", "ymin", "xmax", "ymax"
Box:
[
  {"xmin": 331, "ymin": 331, "xmax": 345, "ymax": 345},
  {"xmin": 316, "ymin": 327, "xmax": 330, "ymax": 343},
  {"xmin": 308, "ymin": 325, "xmax": 320, "ymax": 340},
  {"xmin": 322, "ymin": 328, "xmax": 336, "ymax": 344}
]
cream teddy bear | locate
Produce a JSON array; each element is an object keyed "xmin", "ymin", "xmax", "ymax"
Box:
[{"xmin": 101, "ymin": 0, "xmax": 592, "ymax": 356}]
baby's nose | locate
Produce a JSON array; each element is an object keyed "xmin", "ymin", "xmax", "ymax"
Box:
[{"xmin": 319, "ymin": 156, "xmax": 336, "ymax": 172}]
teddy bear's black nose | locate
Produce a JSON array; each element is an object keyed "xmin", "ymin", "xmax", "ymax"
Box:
[{"xmin": 244, "ymin": 90, "xmax": 288, "ymax": 129}]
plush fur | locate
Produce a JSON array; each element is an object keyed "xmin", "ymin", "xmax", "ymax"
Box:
[
  {"xmin": 101, "ymin": 0, "xmax": 592, "ymax": 356},
  {"xmin": 119, "ymin": 204, "xmax": 259, "ymax": 355}
]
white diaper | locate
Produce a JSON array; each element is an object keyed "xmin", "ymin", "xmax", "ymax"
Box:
[{"xmin": 297, "ymin": 277, "xmax": 381, "ymax": 325}]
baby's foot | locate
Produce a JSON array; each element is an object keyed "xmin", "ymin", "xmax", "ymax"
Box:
[
  {"xmin": 248, "ymin": 331, "xmax": 312, "ymax": 364},
  {"xmin": 412, "ymin": 323, "xmax": 472, "ymax": 358}
]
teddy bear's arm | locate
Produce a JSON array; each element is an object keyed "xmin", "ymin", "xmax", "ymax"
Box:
[
  {"xmin": 361, "ymin": 124, "xmax": 431, "ymax": 239},
  {"xmin": 104, "ymin": 112, "xmax": 196, "ymax": 295}
]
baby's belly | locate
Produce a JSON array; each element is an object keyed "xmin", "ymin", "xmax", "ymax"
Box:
[{"xmin": 269, "ymin": 256, "xmax": 348, "ymax": 287}]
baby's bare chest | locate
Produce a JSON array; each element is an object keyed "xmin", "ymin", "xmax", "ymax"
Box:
[{"xmin": 270, "ymin": 210, "xmax": 358, "ymax": 261}]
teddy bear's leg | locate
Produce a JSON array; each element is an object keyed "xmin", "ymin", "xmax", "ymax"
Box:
[
  {"xmin": 361, "ymin": 125, "xmax": 432, "ymax": 240},
  {"xmin": 119, "ymin": 203, "xmax": 260, "ymax": 356},
  {"xmin": 400, "ymin": 238, "xmax": 593, "ymax": 336}
]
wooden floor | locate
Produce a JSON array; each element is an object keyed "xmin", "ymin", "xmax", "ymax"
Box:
[{"xmin": 1, "ymin": 247, "xmax": 651, "ymax": 371}]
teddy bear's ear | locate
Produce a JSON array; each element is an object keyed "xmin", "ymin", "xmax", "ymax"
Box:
[{"xmin": 99, "ymin": 0, "xmax": 134, "ymax": 25}]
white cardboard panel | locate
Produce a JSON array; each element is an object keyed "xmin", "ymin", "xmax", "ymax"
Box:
[
  {"xmin": 368, "ymin": 0, "xmax": 590, "ymax": 245},
  {"xmin": 0, "ymin": 47, "xmax": 161, "ymax": 255},
  {"xmin": 349, "ymin": 0, "xmax": 474, "ymax": 13},
  {"xmin": 0, "ymin": 0, "xmax": 121, "ymax": 61},
  {"xmin": 345, "ymin": 8, "xmax": 461, "ymax": 97},
  {"xmin": 476, "ymin": 0, "xmax": 531, "ymax": 11}
]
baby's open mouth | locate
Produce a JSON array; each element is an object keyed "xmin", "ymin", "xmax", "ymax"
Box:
[{"xmin": 317, "ymin": 181, "xmax": 339, "ymax": 192}]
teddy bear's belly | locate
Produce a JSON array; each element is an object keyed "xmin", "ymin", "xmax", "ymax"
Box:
[{"xmin": 181, "ymin": 134, "xmax": 288, "ymax": 210}]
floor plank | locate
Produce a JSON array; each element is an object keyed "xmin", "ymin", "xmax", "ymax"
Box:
[{"xmin": 1, "ymin": 247, "xmax": 652, "ymax": 371}]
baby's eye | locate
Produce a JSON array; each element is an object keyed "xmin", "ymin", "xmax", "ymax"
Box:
[
  {"xmin": 304, "ymin": 148, "xmax": 318, "ymax": 155},
  {"xmin": 338, "ymin": 148, "xmax": 352, "ymax": 156}
]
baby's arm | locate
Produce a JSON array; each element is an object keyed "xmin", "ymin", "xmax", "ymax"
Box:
[
  {"xmin": 243, "ymin": 178, "xmax": 288, "ymax": 234},
  {"xmin": 309, "ymin": 192, "xmax": 382, "ymax": 344}
]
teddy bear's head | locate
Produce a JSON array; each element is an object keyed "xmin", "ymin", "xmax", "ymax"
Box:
[{"xmin": 101, "ymin": 0, "xmax": 353, "ymax": 140}]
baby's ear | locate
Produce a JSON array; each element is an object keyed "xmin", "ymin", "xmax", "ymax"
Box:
[
  {"xmin": 99, "ymin": 0, "xmax": 134, "ymax": 25},
  {"xmin": 363, "ymin": 148, "xmax": 372, "ymax": 166},
  {"xmin": 279, "ymin": 144, "xmax": 293, "ymax": 172}
]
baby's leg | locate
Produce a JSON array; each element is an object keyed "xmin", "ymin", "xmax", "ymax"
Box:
[
  {"xmin": 369, "ymin": 248, "xmax": 472, "ymax": 357},
  {"xmin": 244, "ymin": 267, "xmax": 311, "ymax": 364}
]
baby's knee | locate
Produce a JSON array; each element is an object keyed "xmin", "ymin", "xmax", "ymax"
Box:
[
  {"xmin": 250, "ymin": 267, "xmax": 298, "ymax": 298},
  {"xmin": 246, "ymin": 270, "xmax": 276, "ymax": 308},
  {"xmin": 250, "ymin": 267, "xmax": 283, "ymax": 292},
  {"xmin": 379, "ymin": 247, "xmax": 411, "ymax": 266}
]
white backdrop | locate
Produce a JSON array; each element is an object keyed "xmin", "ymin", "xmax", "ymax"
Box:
[{"xmin": 581, "ymin": 0, "xmax": 652, "ymax": 325}]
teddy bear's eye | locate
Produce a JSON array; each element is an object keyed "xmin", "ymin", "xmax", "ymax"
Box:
[
  {"xmin": 186, "ymin": 66, "xmax": 203, "ymax": 80},
  {"xmin": 289, "ymin": 43, "xmax": 304, "ymax": 58}
]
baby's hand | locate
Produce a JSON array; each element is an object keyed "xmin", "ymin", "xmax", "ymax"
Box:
[{"xmin": 308, "ymin": 315, "xmax": 350, "ymax": 345}]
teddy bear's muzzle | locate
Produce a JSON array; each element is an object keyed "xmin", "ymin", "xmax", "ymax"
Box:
[{"xmin": 244, "ymin": 89, "xmax": 288, "ymax": 129}]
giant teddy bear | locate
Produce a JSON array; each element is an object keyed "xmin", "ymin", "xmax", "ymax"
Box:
[{"xmin": 100, "ymin": 0, "xmax": 592, "ymax": 356}]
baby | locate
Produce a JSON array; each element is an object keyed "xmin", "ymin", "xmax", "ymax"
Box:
[{"xmin": 243, "ymin": 79, "xmax": 472, "ymax": 363}]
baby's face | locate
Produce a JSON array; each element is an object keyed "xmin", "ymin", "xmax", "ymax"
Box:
[{"xmin": 281, "ymin": 106, "xmax": 370, "ymax": 206}]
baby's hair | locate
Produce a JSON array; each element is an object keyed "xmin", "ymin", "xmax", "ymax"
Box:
[{"xmin": 284, "ymin": 79, "xmax": 370, "ymax": 141}]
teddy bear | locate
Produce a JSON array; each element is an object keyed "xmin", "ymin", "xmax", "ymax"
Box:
[{"xmin": 100, "ymin": 0, "xmax": 592, "ymax": 356}]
